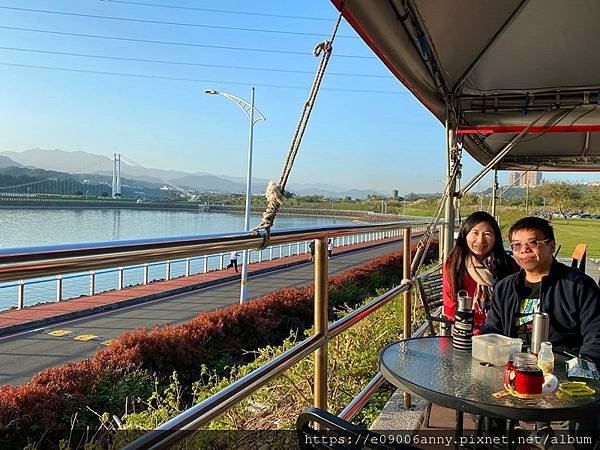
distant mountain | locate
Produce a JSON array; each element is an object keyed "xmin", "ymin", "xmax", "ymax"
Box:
[
  {"xmin": 169, "ymin": 173, "xmax": 243, "ymax": 193},
  {"xmin": 0, "ymin": 155, "xmax": 21, "ymax": 168},
  {"xmin": 1, "ymin": 148, "xmax": 381, "ymax": 198}
]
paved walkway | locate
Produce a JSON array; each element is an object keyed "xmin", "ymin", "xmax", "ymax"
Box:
[{"xmin": 0, "ymin": 235, "xmax": 410, "ymax": 337}]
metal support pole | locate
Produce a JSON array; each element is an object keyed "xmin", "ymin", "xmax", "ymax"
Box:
[
  {"xmin": 185, "ymin": 258, "xmax": 191, "ymax": 277},
  {"xmin": 220, "ymin": 253, "xmax": 225, "ymax": 270},
  {"xmin": 258, "ymin": 250, "xmax": 263, "ymax": 263},
  {"xmin": 269, "ymin": 247, "xmax": 273, "ymax": 260},
  {"xmin": 118, "ymin": 267, "xmax": 124, "ymax": 290},
  {"xmin": 17, "ymin": 281, "xmax": 24, "ymax": 309},
  {"xmin": 203, "ymin": 256, "xmax": 209, "ymax": 273},
  {"xmin": 288, "ymin": 243, "xmax": 292, "ymax": 257},
  {"xmin": 526, "ymin": 173, "xmax": 530, "ymax": 214},
  {"xmin": 165, "ymin": 260, "xmax": 171, "ymax": 280},
  {"xmin": 56, "ymin": 275, "xmax": 62, "ymax": 302},
  {"xmin": 443, "ymin": 119, "xmax": 457, "ymax": 263},
  {"xmin": 403, "ymin": 228, "xmax": 412, "ymax": 408},
  {"xmin": 143, "ymin": 264, "xmax": 149, "ymax": 284},
  {"xmin": 438, "ymin": 224, "xmax": 445, "ymax": 264},
  {"xmin": 89, "ymin": 270, "xmax": 95, "ymax": 296},
  {"xmin": 314, "ymin": 237, "xmax": 328, "ymax": 412},
  {"xmin": 491, "ymin": 169, "xmax": 498, "ymax": 218},
  {"xmin": 278, "ymin": 245, "xmax": 283, "ymax": 259}
]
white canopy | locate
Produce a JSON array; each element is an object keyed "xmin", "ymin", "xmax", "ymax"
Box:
[{"xmin": 332, "ymin": 0, "xmax": 600, "ymax": 171}]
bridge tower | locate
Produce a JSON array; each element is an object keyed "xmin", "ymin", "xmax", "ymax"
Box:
[{"xmin": 112, "ymin": 153, "xmax": 122, "ymax": 198}]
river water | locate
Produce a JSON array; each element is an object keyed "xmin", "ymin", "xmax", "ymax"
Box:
[
  {"xmin": 0, "ymin": 208, "xmax": 338, "ymax": 248},
  {"xmin": 0, "ymin": 208, "xmax": 340, "ymax": 311}
]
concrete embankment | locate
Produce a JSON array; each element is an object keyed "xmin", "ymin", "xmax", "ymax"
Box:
[
  {"xmin": 0, "ymin": 198, "xmax": 204, "ymax": 211},
  {"xmin": 0, "ymin": 198, "xmax": 407, "ymax": 221}
]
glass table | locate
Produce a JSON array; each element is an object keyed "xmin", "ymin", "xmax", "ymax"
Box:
[{"xmin": 379, "ymin": 336, "xmax": 600, "ymax": 422}]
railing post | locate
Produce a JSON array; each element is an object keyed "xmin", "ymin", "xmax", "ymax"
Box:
[
  {"xmin": 258, "ymin": 249, "xmax": 263, "ymax": 263},
  {"xmin": 203, "ymin": 256, "xmax": 209, "ymax": 273},
  {"xmin": 288, "ymin": 243, "xmax": 292, "ymax": 256},
  {"xmin": 314, "ymin": 237, "xmax": 328, "ymax": 412},
  {"xmin": 56, "ymin": 274, "xmax": 62, "ymax": 302},
  {"xmin": 165, "ymin": 260, "xmax": 171, "ymax": 280},
  {"xmin": 269, "ymin": 247, "xmax": 273, "ymax": 260},
  {"xmin": 89, "ymin": 270, "xmax": 95, "ymax": 296},
  {"xmin": 17, "ymin": 280, "xmax": 24, "ymax": 309},
  {"xmin": 118, "ymin": 267, "xmax": 124, "ymax": 290},
  {"xmin": 220, "ymin": 253, "xmax": 225, "ymax": 270},
  {"xmin": 143, "ymin": 264, "xmax": 149, "ymax": 284},
  {"xmin": 296, "ymin": 242, "xmax": 300, "ymax": 256},
  {"xmin": 278, "ymin": 245, "xmax": 283, "ymax": 259},
  {"xmin": 185, "ymin": 258, "xmax": 191, "ymax": 277},
  {"xmin": 403, "ymin": 227, "xmax": 412, "ymax": 408},
  {"xmin": 438, "ymin": 224, "xmax": 445, "ymax": 264}
]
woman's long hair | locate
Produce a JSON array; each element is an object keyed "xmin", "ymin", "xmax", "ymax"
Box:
[{"xmin": 447, "ymin": 211, "xmax": 514, "ymax": 297}]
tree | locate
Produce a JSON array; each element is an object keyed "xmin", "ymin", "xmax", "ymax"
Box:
[
  {"xmin": 535, "ymin": 182, "xmax": 582, "ymax": 219},
  {"xmin": 583, "ymin": 185, "xmax": 600, "ymax": 210}
]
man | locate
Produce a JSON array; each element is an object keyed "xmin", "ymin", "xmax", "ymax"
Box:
[
  {"xmin": 483, "ymin": 217, "xmax": 600, "ymax": 446},
  {"xmin": 227, "ymin": 250, "xmax": 238, "ymax": 272},
  {"xmin": 483, "ymin": 217, "xmax": 600, "ymax": 363}
]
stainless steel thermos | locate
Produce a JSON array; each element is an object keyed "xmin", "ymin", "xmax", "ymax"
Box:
[
  {"xmin": 531, "ymin": 312, "xmax": 549, "ymax": 354},
  {"xmin": 453, "ymin": 291, "xmax": 473, "ymax": 351}
]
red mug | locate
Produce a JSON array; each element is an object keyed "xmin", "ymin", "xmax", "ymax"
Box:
[{"xmin": 504, "ymin": 357, "xmax": 544, "ymax": 399}]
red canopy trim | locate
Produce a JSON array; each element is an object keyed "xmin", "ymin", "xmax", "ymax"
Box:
[{"xmin": 457, "ymin": 125, "xmax": 600, "ymax": 134}]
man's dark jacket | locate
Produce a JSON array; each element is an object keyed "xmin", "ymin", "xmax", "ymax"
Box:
[{"xmin": 482, "ymin": 259, "xmax": 600, "ymax": 364}]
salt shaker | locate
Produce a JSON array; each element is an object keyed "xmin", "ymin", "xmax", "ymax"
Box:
[{"xmin": 537, "ymin": 341, "xmax": 554, "ymax": 374}]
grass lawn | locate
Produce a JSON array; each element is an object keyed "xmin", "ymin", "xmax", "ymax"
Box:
[{"xmin": 549, "ymin": 219, "xmax": 600, "ymax": 259}]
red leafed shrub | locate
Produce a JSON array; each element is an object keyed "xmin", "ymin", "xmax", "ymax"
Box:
[
  {"xmin": 0, "ymin": 239, "xmax": 438, "ymax": 444},
  {"xmin": 0, "ymin": 383, "xmax": 63, "ymax": 432}
]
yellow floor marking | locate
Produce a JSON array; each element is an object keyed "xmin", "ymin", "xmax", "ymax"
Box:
[
  {"xmin": 74, "ymin": 334, "xmax": 98, "ymax": 342},
  {"xmin": 100, "ymin": 340, "xmax": 113, "ymax": 346},
  {"xmin": 48, "ymin": 330, "xmax": 71, "ymax": 337}
]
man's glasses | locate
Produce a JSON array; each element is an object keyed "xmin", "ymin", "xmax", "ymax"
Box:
[{"xmin": 509, "ymin": 238, "xmax": 551, "ymax": 251}]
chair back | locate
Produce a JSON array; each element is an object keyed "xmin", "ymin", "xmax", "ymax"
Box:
[
  {"xmin": 415, "ymin": 272, "xmax": 451, "ymax": 335},
  {"xmin": 571, "ymin": 243, "xmax": 587, "ymax": 273}
]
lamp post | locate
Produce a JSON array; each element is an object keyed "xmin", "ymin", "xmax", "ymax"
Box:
[{"xmin": 205, "ymin": 87, "xmax": 266, "ymax": 303}]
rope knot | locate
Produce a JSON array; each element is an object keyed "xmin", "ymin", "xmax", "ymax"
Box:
[
  {"xmin": 313, "ymin": 40, "xmax": 332, "ymax": 57},
  {"xmin": 252, "ymin": 181, "xmax": 285, "ymax": 249}
]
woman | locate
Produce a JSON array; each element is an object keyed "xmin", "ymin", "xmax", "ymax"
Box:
[{"xmin": 443, "ymin": 211, "xmax": 517, "ymax": 330}]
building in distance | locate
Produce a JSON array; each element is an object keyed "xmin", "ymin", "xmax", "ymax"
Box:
[{"xmin": 509, "ymin": 170, "xmax": 543, "ymax": 187}]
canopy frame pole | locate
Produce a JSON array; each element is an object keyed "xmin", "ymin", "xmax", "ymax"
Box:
[
  {"xmin": 491, "ymin": 169, "xmax": 499, "ymax": 217},
  {"xmin": 458, "ymin": 107, "xmax": 552, "ymax": 197},
  {"xmin": 443, "ymin": 109, "xmax": 459, "ymax": 263},
  {"xmin": 452, "ymin": 0, "xmax": 529, "ymax": 95}
]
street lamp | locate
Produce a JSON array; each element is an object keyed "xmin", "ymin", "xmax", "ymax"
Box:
[{"xmin": 205, "ymin": 87, "xmax": 266, "ymax": 304}]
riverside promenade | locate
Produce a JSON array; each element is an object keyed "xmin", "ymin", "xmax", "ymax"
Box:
[
  {"xmin": 0, "ymin": 233, "xmax": 416, "ymax": 337},
  {"xmin": 0, "ymin": 234, "xmax": 422, "ymax": 386}
]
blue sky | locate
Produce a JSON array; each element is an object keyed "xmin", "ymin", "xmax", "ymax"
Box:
[{"xmin": 0, "ymin": 0, "xmax": 597, "ymax": 194}]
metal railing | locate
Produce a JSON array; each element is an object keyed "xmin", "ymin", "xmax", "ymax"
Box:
[
  {"xmin": 0, "ymin": 221, "xmax": 436, "ymax": 449},
  {"xmin": 0, "ymin": 226, "xmax": 424, "ymax": 311},
  {"xmin": 119, "ymin": 224, "xmax": 436, "ymax": 450}
]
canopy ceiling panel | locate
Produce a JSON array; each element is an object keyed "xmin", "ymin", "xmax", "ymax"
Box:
[{"xmin": 332, "ymin": 0, "xmax": 600, "ymax": 171}]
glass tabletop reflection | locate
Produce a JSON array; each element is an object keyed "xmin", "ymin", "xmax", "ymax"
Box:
[{"xmin": 379, "ymin": 336, "xmax": 600, "ymax": 421}]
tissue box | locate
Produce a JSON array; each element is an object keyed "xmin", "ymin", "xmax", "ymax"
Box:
[{"xmin": 472, "ymin": 334, "xmax": 522, "ymax": 366}]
